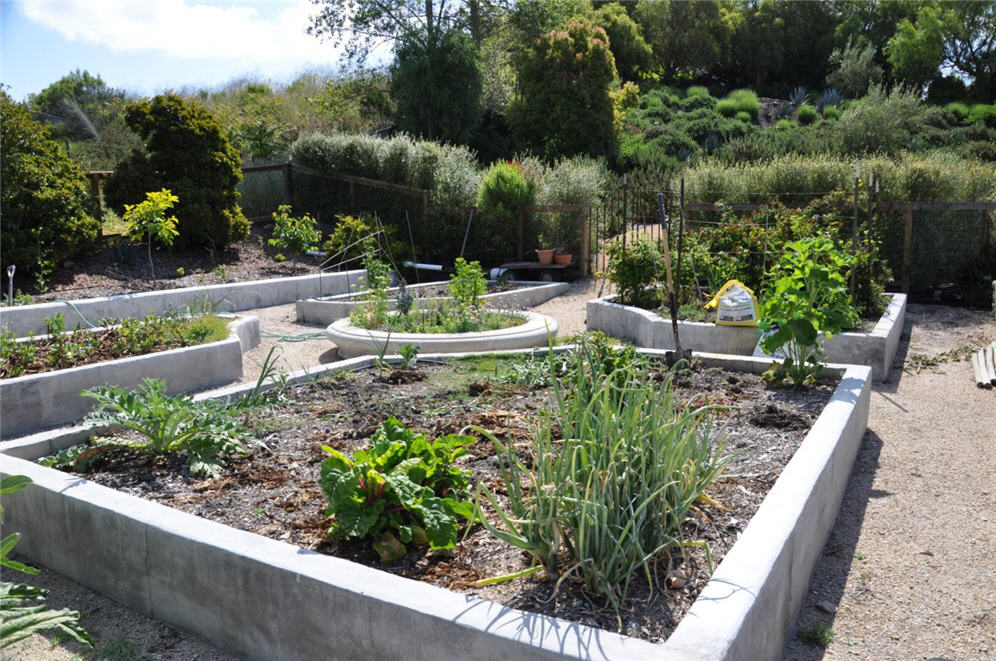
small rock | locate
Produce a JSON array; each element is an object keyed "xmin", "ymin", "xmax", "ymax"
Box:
[
  {"xmin": 815, "ymin": 600, "xmax": 837, "ymax": 614},
  {"xmin": 917, "ymin": 549, "xmax": 935, "ymax": 556},
  {"xmin": 666, "ymin": 570, "xmax": 687, "ymax": 589}
]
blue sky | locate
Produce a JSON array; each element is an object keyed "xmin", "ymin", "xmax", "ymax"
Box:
[{"xmin": 1, "ymin": 1, "xmax": 380, "ymax": 100}]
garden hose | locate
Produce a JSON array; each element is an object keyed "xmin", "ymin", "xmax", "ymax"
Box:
[
  {"xmin": 59, "ymin": 300, "xmax": 100, "ymax": 328},
  {"xmin": 260, "ymin": 330, "xmax": 326, "ymax": 343}
]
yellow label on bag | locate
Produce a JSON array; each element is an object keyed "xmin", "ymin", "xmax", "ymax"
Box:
[{"xmin": 704, "ymin": 279, "xmax": 760, "ymax": 326}]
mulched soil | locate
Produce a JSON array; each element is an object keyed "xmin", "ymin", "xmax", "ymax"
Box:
[
  {"xmin": 26, "ymin": 225, "xmax": 321, "ymax": 304},
  {"xmin": 64, "ymin": 355, "xmax": 835, "ymax": 644}
]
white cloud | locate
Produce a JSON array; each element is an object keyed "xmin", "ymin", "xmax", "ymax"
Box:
[{"xmin": 17, "ymin": 0, "xmax": 344, "ymax": 63}]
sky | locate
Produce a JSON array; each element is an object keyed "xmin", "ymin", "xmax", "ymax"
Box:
[{"xmin": 1, "ymin": 0, "xmax": 383, "ymax": 100}]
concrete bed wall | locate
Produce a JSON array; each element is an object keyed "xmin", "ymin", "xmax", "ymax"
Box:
[
  {"xmin": 1, "ymin": 350, "xmax": 870, "ymax": 661},
  {"xmin": 297, "ymin": 281, "xmax": 569, "ymax": 325},
  {"xmin": 0, "ymin": 316, "xmax": 259, "ymax": 439},
  {"xmin": 0, "ymin": 270, "xmax": 362, "ymax": 338},
  {"xmin": 587, "ymin": 294, "xmax": 906, "ymax": 380}
]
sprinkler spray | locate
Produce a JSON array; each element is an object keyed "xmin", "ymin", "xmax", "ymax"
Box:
[{"xmin": 5, "ymin": 265, "xmax": 15, "ymax": 306}]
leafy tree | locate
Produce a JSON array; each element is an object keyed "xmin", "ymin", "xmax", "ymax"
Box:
[
  {"xmin": 268, "ymin": 204, "xmax": 321, "ymax": 268},
  {"xmin": 886, "ymin": 1, "xmax": 995, "ymax": 99},
  {"xmin": 390, "ymin": 28, "xmax": 483, "ymax": 142},
  {"xmin": 309, "ymin": 0, "xmax": 507, "ymax": 60},
  {"xmin": 104, "ymin": 94, "xmax": 249, "ymax": 249},
  {"xmin": 826, "ymin": 39, "xmax": 884, "ymax": 98},
  {"xmin": 635, "ymin": 0, "xmax": 726, "ymax": 83},
  {"xmin": 507, "ymin": 18, "xmax": 618, "ymax": 161},
  {"xmin": 593, "ymin": 2, "xmax": 653, "ymax": 82},
  {"xmin": 28, "ymin": 69, "xmax": 123, "ymax": 141},
  {"xmin": 122, "ymin": 189, "xmax": 179, "ymax": 282},
  {"xmin": 0, "ymin": 90, "xmax": 100, "ymax": 281}
]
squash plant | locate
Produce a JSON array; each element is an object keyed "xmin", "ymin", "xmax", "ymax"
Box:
[
  {"xmin": 319, "ymin": 417, "xmax": 475, "ymax": 563},
  {"xmin": 759, "ymin": 237, "xmax": 858, "ymax": 385}
]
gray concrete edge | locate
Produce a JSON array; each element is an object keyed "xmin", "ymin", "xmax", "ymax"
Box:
[
  {"xmin": 327, "ymin": 311, "xmax": 560, "ymax": 358},
  {"xmin": 589, "ymin": 294, "xmax": 905, "ymax": 380},
  {"xmin": 0, "ymin": 354, "xmax": 870, "ymax": 661},
  {"xmin": 297, "ymin": 281, "xmax": 569, "ymax": 325},
  {"xmin": 0, "ymin": 271, "xmax": 362, "ymax": 337},
  {"xmin": 0, "ymin": 316, "xmax": 259, "ymax": 440}
]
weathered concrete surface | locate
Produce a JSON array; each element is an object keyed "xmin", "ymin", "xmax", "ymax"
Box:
[
  {"xmin": 588, "ymin": 294, "xmax": 906, "ymax": 379},
  {"xmin": 0, "ymin": 351, "xmax": 869, "ymax": 661},
  {"xmin": 297, "ymin": 280, "xmax": 569, "ymax": 325},
  {"xmin": 0, "ymin": 316, "xmax": 259, "ymax": 439},
  {"xmin": 0, "ymin": 271, "xmax": 361, "ymax": 337},
  {"xmin": 327, "ymin": 311, "xmax": 559, "ymax": 358}
]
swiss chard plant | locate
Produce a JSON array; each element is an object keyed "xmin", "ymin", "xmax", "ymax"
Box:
[
  {"xmin": 42, "ymin": 378, "xmax": 253, "ymax": 478},
  {"xmin": 319, "ymin": 417, "xmax": 475, "ymax": 563},
  {"xmin": 759, "ymin": 237, "xmax": 859, "ymax": 385}
]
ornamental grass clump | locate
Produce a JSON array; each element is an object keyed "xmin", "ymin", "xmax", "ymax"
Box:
[{"xmin": 475, "ymin": 340, "xmax": 729, "ymax": 624}]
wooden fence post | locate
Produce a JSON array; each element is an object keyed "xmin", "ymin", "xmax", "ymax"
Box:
[
  {"xmin": 282, "ymin": 163, "xmax": 293, "ymax": 206},
  {"xmin": 579, "ymin": 207, "xmax": 590, "ymax": 276},
  {"xmin": 902, "ymin": 202, "xmax": 913, "ymax": 293}
]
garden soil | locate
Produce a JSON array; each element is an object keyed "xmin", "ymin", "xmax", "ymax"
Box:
[{"xmin": 8, "ymin": 283, "xmax": 995, "ymax": 661}]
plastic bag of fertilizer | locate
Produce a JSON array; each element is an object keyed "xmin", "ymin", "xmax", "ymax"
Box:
[{"xmin": 705, "ymin": 279, "xmax": 760, "ymax": 326}]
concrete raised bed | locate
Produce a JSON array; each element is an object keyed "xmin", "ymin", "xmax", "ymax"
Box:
[
  {"xmin": 587, "ymin": 293, "xmax": 906, "ymax": 380},
  {"xmin": 0, "ymin": 350, "xmax": 870, "ymax": 661},
  {"xmin": 326, "ymin": 311, "xmax": 559, "ymax": 358},
  {"xmin": 0, "ymin": 315, "xmax": 259, "ymax": 439},
  {"xmin": 0, "ymin": 270, "xmax": 362, "ymax": 337},
  {"xmin": 296, "ymin": 280, "xmax": 569, "ymax": 325}
]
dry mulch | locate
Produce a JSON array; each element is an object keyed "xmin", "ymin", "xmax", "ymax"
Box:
[{"xmin": 59, "ymin": 355, "xmax": 834, "ymax": 644}]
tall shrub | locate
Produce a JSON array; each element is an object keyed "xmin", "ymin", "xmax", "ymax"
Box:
[
  {"xmin": 390, "ymin": 29, "xmax": 483, "ymax": 144},
  {"xmin": 104, "ymin": 94, "xmax": 249, "ymax": 249},
  {"xmin": 0, "ymin": 90, "xmax": 100, "ymax": 280},
  {"xmin": 507, "ymin": 19, "xmax": 618, "ymax": 161}
]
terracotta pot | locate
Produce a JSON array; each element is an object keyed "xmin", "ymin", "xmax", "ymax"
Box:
[
  {"xmin": 554, "ymin": 253, "xmax": 572, "ymax": 265},
  {"xmin": 535, "ymin": 248, "xmax": 556, "ymax": 265}
]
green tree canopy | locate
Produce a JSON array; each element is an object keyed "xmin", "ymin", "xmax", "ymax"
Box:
[
  {"xmin": 104, "ymin": 94, "xmax": 249, "ymax": 249},
  {"xmin": 507, "ymin": 18, "xmax": 618, "ymax": 161},
  {"xmin": 390, "ymin": 28, "xmax": 483, "ymax": 142},
  {"xmin": 593, "ymin": 2, "xmax": 653, "ymax": 82},
  {"xmin": 28, "ymin": 69, "xmax": 124, "ymax": 140},
  {"xmin": 0, "ymin": 90, "xmax": 100, "ymax": 278}
]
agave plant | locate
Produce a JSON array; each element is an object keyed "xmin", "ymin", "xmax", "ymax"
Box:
[
  {"xmin": 789, "ymin": 86, "xmax": 809, "ymax": 107},
  {"xmin": 817, "ymin": 88, "xmax": 843, "ymax": 111}
]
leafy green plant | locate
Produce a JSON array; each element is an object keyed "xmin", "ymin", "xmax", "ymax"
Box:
[
  {"xmin": 448, "ymin": 257, "xmax": 487, "ymax": 311},
  {"xmin": 398, "ymin": 344, "xmax": 419, "ymax": 370},
  {"xmin": 44, "ymin": 378, "xmax": 252, "ymax": 478},
  {"xmin": 0, "ymin": 328, "xmax": 37, "ymax": 377},
  {"xmin": 475, "ymin": 342, "xmax": 728, "ymax": 623},
  {"xmin": 759, "ymin": 237, "xmax": 859, "ymax": 385},
  {"xmin": 350, "ymin": 252, "xmax": 393, "ymax": 329},
  {"xmin": 122, "ymin": 189, "xmax": 180, "ymax": 282},
  {"xmin": 797, "ymin": 103, "xmax": 818, "ymax": 125},
  {"xmin": 318, "ymin": 417, "xmax": 475, "ymax": 562},
  {"xmin": 797, "ymin": 623, "xmax": 835, "ymax": 648},
  {"xmin": 104, "ymin": 94, "xmax": 249, "ymax": 249},
  {"xmin": 268, "ymin": 204, "xmax": 321, "ymax": 267},
  {"xmin": 605, "ymin": 239, "xmax": 663, "ymax": 308},
  {"xmin": 1, "ymin": 475, "xmax": 93, "ymax": 649}
]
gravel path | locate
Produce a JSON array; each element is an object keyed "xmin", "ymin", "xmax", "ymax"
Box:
[{"xmin": 9, "ymin": 288, "xmax": 995, "ymax": 661}]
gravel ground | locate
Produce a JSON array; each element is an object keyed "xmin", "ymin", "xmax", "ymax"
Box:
[{"xmin": 8, "ymin": 286, "xmax": 995, "ymax": 661}]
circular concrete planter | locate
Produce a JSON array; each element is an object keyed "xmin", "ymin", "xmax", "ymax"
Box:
[{"xmin": 327, "ymin": 311, "xmax": 558, "ymax": 358}]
